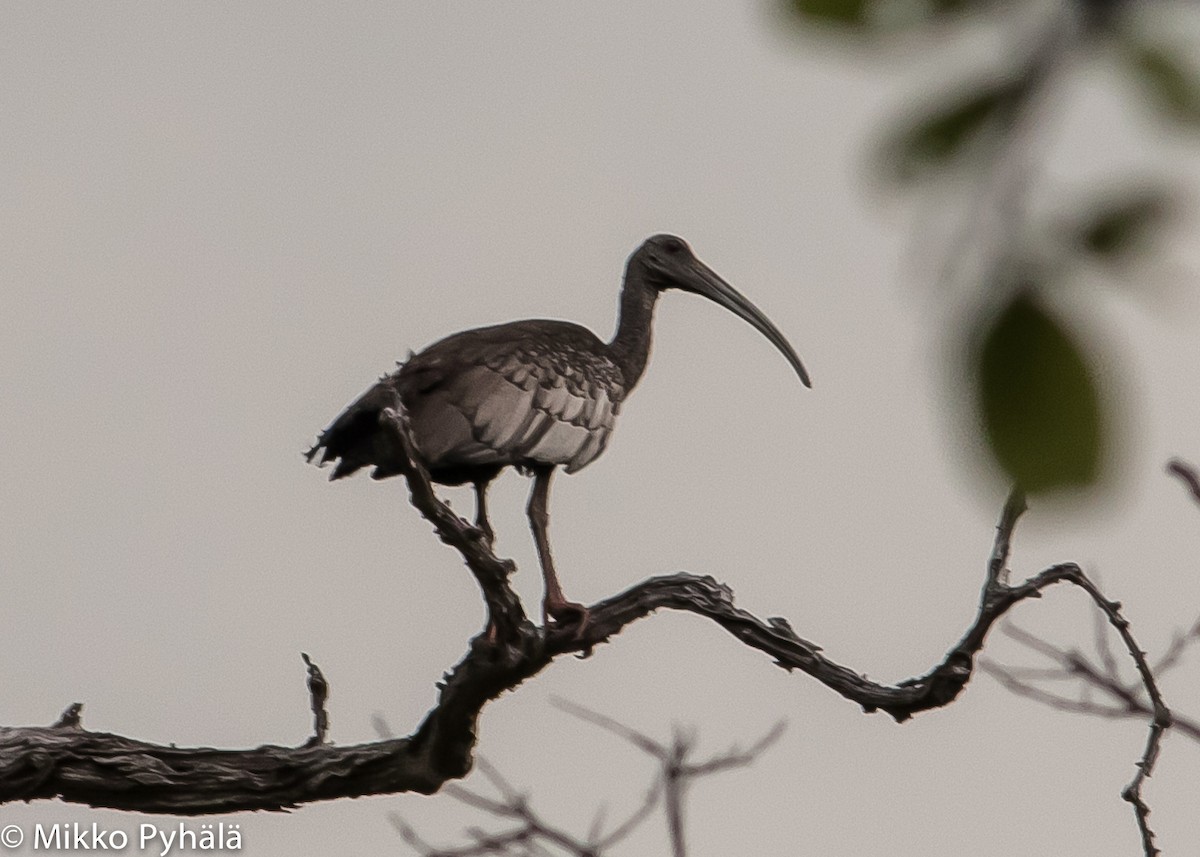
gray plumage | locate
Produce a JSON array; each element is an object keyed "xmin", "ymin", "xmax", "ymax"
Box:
[{"xmin": 309, "ymin": 320, "xmax": 624, "ymax": 483}]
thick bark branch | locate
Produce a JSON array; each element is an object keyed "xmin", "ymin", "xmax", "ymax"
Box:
[{"xmin": 0, "ymin": 410, "xmax": 1168, "ymax": 841}]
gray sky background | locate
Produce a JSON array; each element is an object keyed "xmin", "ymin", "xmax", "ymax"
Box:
[{"xmin": 4, "ymin": 3, "xmax": 1200, "ymax": 855}]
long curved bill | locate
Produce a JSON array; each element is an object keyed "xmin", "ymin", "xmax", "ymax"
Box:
[{"xmin": 684, "ymin": 259, "xmax": 812, "ymax": 389}]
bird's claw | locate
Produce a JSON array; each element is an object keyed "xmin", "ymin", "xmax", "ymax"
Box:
[{"xmin": 544, "ymin": 600, "xmax": 590, "ymax": 640}]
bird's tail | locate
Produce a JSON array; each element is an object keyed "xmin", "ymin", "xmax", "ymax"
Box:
[{"xmin": 304, "ymin": 376, "xmax": 404, "ymax": 480}]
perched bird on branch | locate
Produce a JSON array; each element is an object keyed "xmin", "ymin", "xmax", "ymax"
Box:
[{"xmin": 307, "ymin": 234, "xmax": 810, "ymax": 630}]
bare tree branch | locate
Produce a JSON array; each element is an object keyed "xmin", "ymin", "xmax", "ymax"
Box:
[
  {"xmin": 986, "ymin": 457, "xmax": 1200, "ymax": 854},
  {"xmin": 983, "ymin": 613, "xmax": 1176, "ymax": 857},
  {"xmin": 0, "ymin": 413, "xmax": 1169, "ymax": 857},
  {"xmin": 1053, "ymin": 573, "xmax": 1170, "ymax": 855}
]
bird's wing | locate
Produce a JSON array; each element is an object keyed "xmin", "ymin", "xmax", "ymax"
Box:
[{"xmin": 403, "ymin": 323, "xmax": 625, "ymax": 472}]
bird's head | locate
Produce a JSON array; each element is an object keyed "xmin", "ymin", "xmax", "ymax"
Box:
[{"xmin": 631, "ymin": 234, "xmax": 812, "ymax": 388}]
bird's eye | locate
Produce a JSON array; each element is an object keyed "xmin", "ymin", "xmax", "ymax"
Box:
[{"xmin": 663, "ymin": 238, "xmax": 684, "ymax": 254}]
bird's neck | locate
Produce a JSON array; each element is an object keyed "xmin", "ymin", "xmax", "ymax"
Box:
[{"xmin": 608, "ymin": 275, "xmax": 659, "ymax": 391}]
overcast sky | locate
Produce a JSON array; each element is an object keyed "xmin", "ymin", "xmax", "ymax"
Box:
[{"xmin": 4, "ymin": 3, "xmax": 1200, "ymax": 856}]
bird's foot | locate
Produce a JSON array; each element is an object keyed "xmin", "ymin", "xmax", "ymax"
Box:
[{"xmin": 544, "ymin": 598, "xmax": 590, "ymax": 638}]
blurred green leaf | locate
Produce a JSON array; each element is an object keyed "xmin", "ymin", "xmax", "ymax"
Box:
[
  {"xmin": 782, "ymin": 0, "xmax": 980, "ymax": 31},
  {"xmin": 975, "ymin": 293, "xmax": 1105, "ymax": 493},
  {"xmin": 881, "ymin": 76, "xmax": 1028, "ymax": 183},
  {"xmin": 787, "ymin": 0, "xmax": 871, "ymax": 25},
  {"xmin": 1072, "ymin": 187, "xmax": 1172, "ymax": 259},
  {"xmin": 1125, "ymin": 42, "xmax": 1200, "ymax": 125}
]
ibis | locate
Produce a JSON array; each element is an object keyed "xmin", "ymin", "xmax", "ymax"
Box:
[{"xmin": 307, "ymin": 234, "xmax": 810, "ymax": 630}]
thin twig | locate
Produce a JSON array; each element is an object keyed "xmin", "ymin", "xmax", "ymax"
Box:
[
  {"xmin": 986, "ymin": 489, "xmax": 1028, "ymax": 589},
  {"xmin": 986, "ymin": 623, "xmax": 1200, "ymax": 744},
  {"xmin": 981, "ymin": 661, "xmax": 1130, "ymax": 718},
  {"xmin": 423, "ymin": 746, "xmax": 687, "ymax": 857},
  {"xmin": 1167, "ymin": 458, "xmax": 1200, "ymax": 507},
  {"xmin": 549, "ymin": 699, "xmax": 667, "ymax": 757},
  {"xmin": 1150, "ymin": 616, "xmax": 1200, "ymax": 676},
  {"xmin": 301, "ymin": 653, "xmax": 330, "ymax": 747},
  {"xmin": 52, "ymin": 703, "xmax": 83, "ymax": 730},
  {"xmin": 551, "ymin": 699, "xmax": 785, "ymax": 857},
  {"xmin": 593, "ymin": 778, "xmax": 663, "ymax": 852},
  {"xmin": 1090, "ymin": 573, "xmax": 1121, "ymax": 680}
]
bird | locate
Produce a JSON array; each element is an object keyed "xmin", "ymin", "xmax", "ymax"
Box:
[{"xmin": 306, "ymin": 234, "xmax": 810, "ymax": 631}]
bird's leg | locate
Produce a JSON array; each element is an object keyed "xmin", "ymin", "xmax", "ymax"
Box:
[
  {"xmin": 472, "ymin": 479, "xmax": 495, "ymax": 545},
  {"xmin": 527, "ymin": 465, "xmax": 588, "ymax": 632}
]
